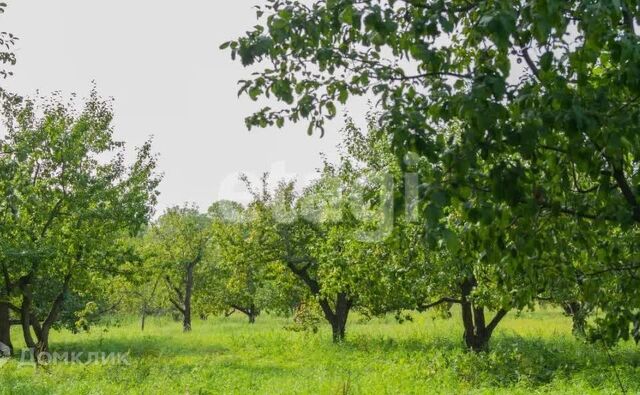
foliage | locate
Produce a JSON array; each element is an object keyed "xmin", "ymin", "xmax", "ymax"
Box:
[
  {"xmin": 0, "ymin": 90, "xmax": 160, "ymax": 353},
  {"xmin": 200, "ymin": 199, "xmax": 304, "ymax": 323},
  {"xmin": 0, "ymin": 2, "xmax": 16, "ymax": 78},
  {"xmin": 143, "ymin": 205, "xmax": 211, "ymax": 331},
  {"xmin": 224, "ymin": 0, "xmax": 640, "ymax": 346},
  {"xmin": 235, "ymin": 121, "xmax": 430, "ymax": 342},
  {"xmin": 0, "ymin": 2, "xmax": 20, "ymax": 106}
]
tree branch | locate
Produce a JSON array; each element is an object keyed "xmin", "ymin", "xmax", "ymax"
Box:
[
  {"xmin": 521, "ymin": 48, "xmax": 540, "ymax": 81},
  {"xmin": 486, "ymin": 309, "xmax": 508, "ymax": 334},
  {"xmin": 165, "ymin": 275, "xmax": 184, "ymax": 301},
  {"xmin": 42, "ymin": 272, "xmax": 72, "ymax": 331},
  {"xmin": 417, "ymin": 297, "xmax": 462, "ymax": 311},
  {"xmin": 39, "ymin": 196, "xmax": 65, "ymax": 240},
  {"xmin": 400, "ymin": 0, "xmax": 479, "ymax": 13},
  {"xmin": 168, "ymin": 298, "xmax": 185, "ymax": 315},
  {"xmin": 611, "ymin": 167, "xmax": 640, "ymax": 222},
  {"xmin": 389, "ymin": 72, "xmax": 473, "ymax": 81},
  {"xmin": 1, "ymin": 262, "xmax": 10, "ymax": 294},
  {"xmin": 622, "ymin": 2, "xmax": 637, "ymax": 35},
  {"xmin": 231, "ymin": 305, "xmax": 251, "ymax": 316}
]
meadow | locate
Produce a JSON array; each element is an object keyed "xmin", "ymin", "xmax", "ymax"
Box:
[{"xmin": 1, "ymin": 308, "xmax": 638, "ymax": 394}]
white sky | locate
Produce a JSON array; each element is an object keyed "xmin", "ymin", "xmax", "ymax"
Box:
[{"xmin": 1, "ymin": 1, "xmax": 368, "ymax": 212}]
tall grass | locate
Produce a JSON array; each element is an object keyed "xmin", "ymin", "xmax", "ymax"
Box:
[{"xmin": 1, "ymin": 307, "xmax": 638, "ymax": 394}]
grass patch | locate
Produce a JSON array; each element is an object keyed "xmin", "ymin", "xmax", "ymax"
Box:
[{"xmin": 1, "ymin": 307, "xmax": 638, "ymax": 394}]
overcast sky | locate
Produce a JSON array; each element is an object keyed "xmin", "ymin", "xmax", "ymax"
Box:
[{"xmin": 1, "ymin": 1, "xmax": 368, "ymax": 212}]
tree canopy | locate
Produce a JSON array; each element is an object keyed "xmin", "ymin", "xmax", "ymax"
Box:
[
  {"xmin": 224, "ymin": 0, "xmax": 640, "ymax": 346},
  {"xmin": 0, "ymin": 91, "xmax": 160, "ymax": 357},
  {"xmin": 0, "ymin": 2, "xmax": 20, "ymax": 105}
]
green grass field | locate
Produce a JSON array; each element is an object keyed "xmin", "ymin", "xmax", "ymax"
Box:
[{"xmin": 0, "ymin": 308, "xmax": 638, "ymax": 394}]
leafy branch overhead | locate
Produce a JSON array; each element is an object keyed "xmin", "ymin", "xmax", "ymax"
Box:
[
  {"xmin": 224, "ymin": 0, "xmax": 640, "ymax": 346},
  {"xmin": 0, "ymin": 2, "xmax": 18, "ymax": 102}
]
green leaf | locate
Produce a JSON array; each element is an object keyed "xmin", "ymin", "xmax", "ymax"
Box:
[
  {"xmin": 540, "ymin": 52, "xmax": 553, "ymax": 71},
  {"xmin": 340, "ymin": 6, "xmax": 354, "ymax": 25},
  {"xmin": 326, "ymin": 101, "xmax": 337, "ymax": 118}
]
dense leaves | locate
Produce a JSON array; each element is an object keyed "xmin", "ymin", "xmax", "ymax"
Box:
[
  {"xmin": 144, "ymin": 205, "xmax": 211, "ymax": 332},
  {"xmin": 225, "ymin": 0, "xmax": 640, "ymax": 346},
  {"xmin": 0, "ymin": 2, "xmax": 19, "ymax": 104},
  {"xmin": 0, "ymin": 91, "xmax": 160, "ymax": 356}
]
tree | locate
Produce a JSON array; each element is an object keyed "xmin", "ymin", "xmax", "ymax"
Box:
[
  {"xmin": 107, "ymin": 235, "xmax": 170, "ymax": 332},
  {"xmin": 0, "ymin": 2, "xmax": 16, "ymax": 78},
  {"xmin": 225, "ymin": 0, "xmax": 640, "ymax": 346},
  {"xmin": 202, "ymin": 199, "xmax": 303, "ymax": 324},
  {"xmin": 0, "ymin": 2, "xmax": 20, "ymax": 107},
  {"xmin": 243, "ymin": 122, "xmax": 427, "ymax": 342},
  {"xmin": 146, "ymin": 205, "xmax": 212, "ymax": 332},
  {"xmin": 0, "ymin": 91, "xmax": 160, "ymax": 356},
  {"xmin": 0, "ymin": 1, "xmax": 19, "ymax": 355},
  {"xmin": 248, "ymin": 177, "xmax": 359, "ymax": 342}
]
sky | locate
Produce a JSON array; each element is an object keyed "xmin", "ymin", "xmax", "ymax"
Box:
[{"xmin": 1, "ymin": 1, "xmax": 368, "ymax": 212}]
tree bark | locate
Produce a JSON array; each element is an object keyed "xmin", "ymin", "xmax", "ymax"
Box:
[
  {"xmin": 33, "ymin": 273, "xmax": 71, "ymax": 357},
  {"xmin": 141, "ymin": 310, "xmax": 147, "ymax": 332},
  {"xmin": 0, "ymin": 301, "xmax": 12, "ymax": 356},
  {"xmin": 232, "ymin": 305, "xmax": 260, "ymax": 324},
  {"xmin": 563, "ymin": 301, "xmax": 586, "ymax": 336},
  {"xmin": 20, "ymin": 290, "xmax": 37, "ymax": 350},
  {"xmin": 182, "ymin": 262, "xmax": 195, "ymax": 332},
  {"xmin": 319, "ymin": 292, "xmax": 352, "ymax": 343},
  {"xmin": 37, "ymin": 327, "xmax": 51, "ymax": 356},
  {"xmin": 167, "ymin": 256, "xmax": 199, "ymax": 333},
  {"xmin": 283, "ymin": 256, "xmax": 353, "ymax": 343},
  {"xmin": 246, "ymin": 304, "xmax": 258, "ymax": 324},
  {"xmin": 0, "ymin": 262, "xmax": 13, "ymax": 356},
  {"xmin": 30, "ymin": 312, "xmax": 43, "ymax": 344},
  {"xmin": 460, "ymin": 277, "xmax": 507, "ymax": 352}
]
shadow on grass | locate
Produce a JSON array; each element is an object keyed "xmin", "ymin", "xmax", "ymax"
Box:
[
  {"xmin": 341, "ymin": 332, "xmax": 640, "ymax": 390},
  {"xmin": 17, "ymin": 323, "xmax": 640, "ymax": 392},
  {"xmin": 483, "ymin": 334, "xmax": 640, "ymax": 390},
  {"xmin": 49, "ymin": 335, "xmax": 229, "ymax": 360}
]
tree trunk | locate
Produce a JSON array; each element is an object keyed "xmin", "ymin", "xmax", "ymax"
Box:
[
  {"xmin": 182, "ymin": 263, "xmax": 194, "ymax": 332},
  {"xmin": 0, "ymin": 301, "xmax": 13, "ymax": 356},
  {"xmin": 283, "ymin": 258, "xmax": 352, "ymax": 343},
  {"xmin": 20, "ymin": 292, "xmax": 37, "ymax": 350},
  {"xmin": 30, "ymin": 273, "xmax": 71, "ymax": 361},
  {"xmin": 0, "ymin": 263, "xmax": 13, "ymax": 356},
  {"xmin": 248, "ymin": 305, "xmax": 260, "ymax": 324},
  {"xmin": 461, "ymin": 303, "xmax": 490, "ymax": 352},
  {"xmin": 329, "ymin": 315, "xmax": 347, "ymax": 342},
  {"xmin": 563, "ymin": 301, "xmax": 586, "ymax": 336},
  {"xmin": 141, "ymin": 309, "xmax": 147, "ymax": 332},
  {"xmin": 30, "ymin": 312, "xmax": 43, "ymax": 344},
  {"xmin": 319, "ymin": 293, "xmax": 352, "ymax": 343},
  {"xmin": 36, "ymin": 327, "xmax": 51, "ymax": 357},
  {"xmin": 182, "ymin": 309, "xmax": 191, "ymax": 332},
  {"xmin": 232, "ymin": 305, "xmax": 259, "ymax": 324},
  {"xmin": 460, "ymin": 277, "xmax": 507, "ymax": 352}
]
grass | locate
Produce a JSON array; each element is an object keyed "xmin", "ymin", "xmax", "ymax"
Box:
[{"xmin": 1, "ymin": 307, "xmax": 639, "ymax": 394}]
